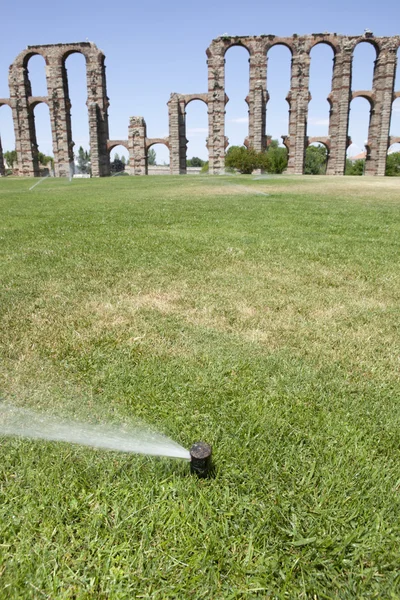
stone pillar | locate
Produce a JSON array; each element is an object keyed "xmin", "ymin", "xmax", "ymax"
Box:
[
  {"xmin": 8, "ymin": 62, "xmax": 40, "ymax": 177},
  {"xmin": 0, "ymin": 134, "xmax": 5, "ymax": 176},
  {"xmin": 207, "ymin": 48, "xmax": 226, "ymax": 174},
  {"xmin": 248, "ymin": 47, "xmax": 267, "ymax": 152},
  {"xmin": 286, "ymin": 41, "xmax": 311, "ymax": 174},
  {"xmin": 168, "ymin": 93, "xmax": 187, "ymax": 174},
  {"xmin": 365, "ymin": 41, "xmax": 397, "ymax": 176},
  {"xmin": 326, "ymin": 43, "xmax": 352, "ymax": 176},
  {"xmin": 46, "ymin": 57, "xmax": 74, "ymax": 178},
  {"xmin": 86, "ymin": 55, "xmax": 110, "ymax": 177},
  {"xmin": 128, "ymin": 116, "xmax": 147, "ymax": 175}
]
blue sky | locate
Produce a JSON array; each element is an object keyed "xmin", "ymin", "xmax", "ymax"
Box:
[{"xmin": 1, "ymin": 0, "xmax": 399, "ymax": 165}]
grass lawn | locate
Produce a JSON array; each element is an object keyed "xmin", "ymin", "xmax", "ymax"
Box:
[{"xmin": 0, "ymin": 174, "xmax": 400, "ymax": 598}]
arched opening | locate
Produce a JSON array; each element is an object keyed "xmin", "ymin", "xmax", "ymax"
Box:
[
  {"xmin": 33, "ymin": 102, "xmax": 53, "ymax": 175},
  {"xmin": 390, "ymin": 48, "xmax": 400, "ymax": 137},
  {"xmin": 305, "ymin": 142, "xmax": 328, "ymax": 175},
  {"xmin": 395, "ymin": 47, "xmax": 400, "ymax": 87},
  {"xmin": 390, "ymin": 98, "xmax": 400, "ymax": 138},
  {"xmin": 64, "ymin": 53, "xmax": 90, "ymax": 163},
  {"xmin": 346, "ymin": 97, "xmax": 371, "ymax": 174},
  {"xmin": 109, "ymin": 144, "xmax": 130, "ymax": 175},
  {"xmin": 308, "ymin": 43, "xmax": 334, "ymax": 137},
  {"xmin": 265, "ymin": 44, "xmax": 292, "ymax": 147},
  {"xmin": 386, "ymin": 142, "xmax": 400, "ymax": 176},
  {"xmin": 0, "ymin": 104, "xmax": 15, "ymax": 175},
  {"xmin": 147, "ymin": 143, "xmax": 170, "ymax": 174},
  {"xmin": 224, "ymin": 45, "xmax": 250, "ymax": 149},
  {"xmin": 185, "ymin": 99, "xmax": 208, "ymax": 169},
  {"xmin": 25, "ymin": 54, "xmax": 47, "ymax": 97},
  {"xmin": 351, "ymin": 42, "xmax": 377, "ymax": 91}
]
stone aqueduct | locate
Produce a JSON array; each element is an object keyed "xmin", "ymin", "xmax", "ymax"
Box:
[{"xmin": 1, "ymin": 32, "xmax": 400, "ymax": 178}]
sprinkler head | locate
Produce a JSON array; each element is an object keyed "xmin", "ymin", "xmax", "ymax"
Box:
[{"xmin": 190, "ymin": 441, "xmax": 212, "ymax": 478}]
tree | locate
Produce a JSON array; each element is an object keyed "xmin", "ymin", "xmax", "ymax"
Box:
[
  {"xmin": 345, "ymin": 158, "xmax": 364, "ymax": 175},
  {"xmin": 225, "ymin": 146, "xmax": 260, "ymax": 174},
  {"xmin": 304, "ymin": 144, "xmax": 327, "ymax": 175},
  {"xmin": 187, "ymin": 156, "xmax": 205, "ymax": 167},
  {"xmin": 38, "ymin": 152, "xmax": 54, "ymax": 168},
  {"xmin": 259, "ymin": 144, "xmax": 288, "ymax": 174},
  {"xmin": 110, "ymin": 158, "xmax": 125, "ymax": 173},
  {"xmin": 4, "ymin": 150, "xmax": 17, "ymax": 169},
  {"xmin": 77, "ymin": 146, "xmax": 90, "ymax": 174},
  {"xmin": 121, "ymin": 156, "xmax": 126, "ymax": 165},
  {"xmin": 385, "ymin": 152, "xmax": 400, "ymax": 176},
  {"xmin": 148, "ymin": 148, "xmax": 156, "ymax": 165}
]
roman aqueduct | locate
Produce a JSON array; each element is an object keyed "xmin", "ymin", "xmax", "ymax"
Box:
[{"xmin": 0, "ymin": 32, "xmax": 399, "ymax": 177}]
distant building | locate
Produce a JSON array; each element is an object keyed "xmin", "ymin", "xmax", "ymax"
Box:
[{"xmin": 349, "ymin": 151, "xmax": 366, "ymax": 162}]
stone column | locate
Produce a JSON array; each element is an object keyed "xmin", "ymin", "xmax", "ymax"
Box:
[
  {"xmin": 8, "ymin": 62, "xmax": 40, "ymax": 177},
  {"xmin": 168, "ymin": 93, "xmax": 187, "ymax": 174},
  {"xmin": 326, "ymin": 43, "xmax": 352, "ymax": 176},
  {"xmin": 128, "ymin": 116, "xmax": 147, "ymax": 175},
  {"xmin": 0, "ymin": 134, "xmax": 5, "ymax": 176},
  {"xmin": 46, "ymin": 57, "xmax": 74, "ymax": 178},
  {"xmin": 248, "ymin": 47, "xmax": 267, "ymax": 152},
  {"xmin": 365, "ymin": 41, "xmax": 397, "ymax": 176},
  {"xmin": 286, "ymin": 41, "xmax": 311, "ymax": 174},
  {"xmin": 207, "ymin": 47, "xmax": 226, "ymax": 174},
  {"xmin": 86, "ymin": 55, "xmax": 110, "ymax": 177}
]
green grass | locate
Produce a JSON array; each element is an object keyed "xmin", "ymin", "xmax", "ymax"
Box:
[{"xmin": 1, "ymin": 174, "xmax": 400, "ymax": 598}]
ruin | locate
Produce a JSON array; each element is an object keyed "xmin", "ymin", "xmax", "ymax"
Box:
[{"xmin": 0, "ymin": 32, "xmax": 399, "ymax": 177}]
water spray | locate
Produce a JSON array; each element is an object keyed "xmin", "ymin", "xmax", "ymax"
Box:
[{"xmin": 0, "ymin": 404, "xmax": 213, "ymax": 478}]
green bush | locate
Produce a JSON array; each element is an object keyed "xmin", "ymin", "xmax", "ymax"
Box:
[
  {"xmin": 345, "ymin": 159, "xmax": 364, "ymax": 175},
  {"xmin": 304, "ymin": 145, "xmax": 327, "ymax": 175},
  {"xmin": 225, "ymin": 146, "xmax": 260, "ymax": 174},
  {"xmin": 385, "ymin": 152, "xmax": 400, "ymax": 176},
  {"xmin": 259, "ymin": 146, "xmax": 288, "ymax": 174}
]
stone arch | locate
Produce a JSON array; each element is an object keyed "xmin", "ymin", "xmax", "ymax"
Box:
[
  {"xmin": 305, "ymin": 140, "xmax": 330, "ymax": 174},
  {"xmin": 7, "ymin": 42, "xmax": 109, "ymax": 177},
  {"xmin": 308, "ymin": 38, "xmax": 340, "ymax": 55},
  {"xmin": 184, "ymin": 94, "xmax": 209, "ymax": 106},
  {"xmin": 184, "ymin": 98, "xmax": 209, "ymax": 166},
  {"xmin": 23, "ymin": 53, "xmax": 48, "ymax": 98},
  {"xmin": 221, "ymin": 40, "xmax": 252, "ymax": 58},
  {"xmin": 347, "ymin": 96, "xmax": 371, "ymax": 164},
  {"xmin": 107, "ymin": 140, "xmax": 129, "ymax": 153},
  {"xmin": 32, "ymin": 101, "xmax": 53, "ymax": 173},
  {"xmin": 351, "ymin": 41, "xmax": 377, "ymax": 91},
  {"xmin": 353, "ymin": 37, "xmax": 381, "ymax": 56},
  {"xmin": 224, "ymin": 44, "xmax": 251, "ymax": 149},
  {"xmin": 29, "ymin": 97, "xmax": 49, "ymax": 109},
  {"xmin": 107, "ymin": 142, "xmax": 130, "ymax": 174},
  {"xmin": 59, "ymin": 51, "xmax": 89, "ymax": 177},
  {"xmin": 146, "ymin": 138, "xmax": 170, "ymax": 150},
  {"xmin": 308, "ymin": 42, "xmax": 335, "ymax": 138},
  {"xmin": 265, "ymin": 43, "xmax": 292, "ymax": 144},
  {"xmin": 266, "ymin": 40, "xmax": 294, "ymax": 55},
  {"xmin": 146, "ymin": 140, "xmax": 171, "ymax": 174},
  {"xmin": 351, "ymin": 91, "xmax": 375, "ymax": 107}
]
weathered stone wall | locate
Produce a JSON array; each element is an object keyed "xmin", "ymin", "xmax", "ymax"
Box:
[
  {"xmin": 5, "ymin": 42, "xmax": 110, "ymax": 177},
  {"xmin": 204, "ymin": 33, "xmax": 400, "ymax": 176},
  {"xmin": 2, "ymin": 33, "xmax": 400, "ymax": 177}
]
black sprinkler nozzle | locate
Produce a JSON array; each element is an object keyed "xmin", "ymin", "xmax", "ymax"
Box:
[{"xmin": 190, "ymin": 441, "xmax": 212, "ymax": 478}]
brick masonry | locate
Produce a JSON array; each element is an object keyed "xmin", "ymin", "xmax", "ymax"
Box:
[{"xmin": 0, "ymin": 33, "xmax": 399, "ymax": 177}]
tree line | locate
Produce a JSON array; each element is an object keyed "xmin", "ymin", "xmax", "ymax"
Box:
[{"xmin": 2, "ymin": 144, "xmax": 400, "ymax": 176}]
